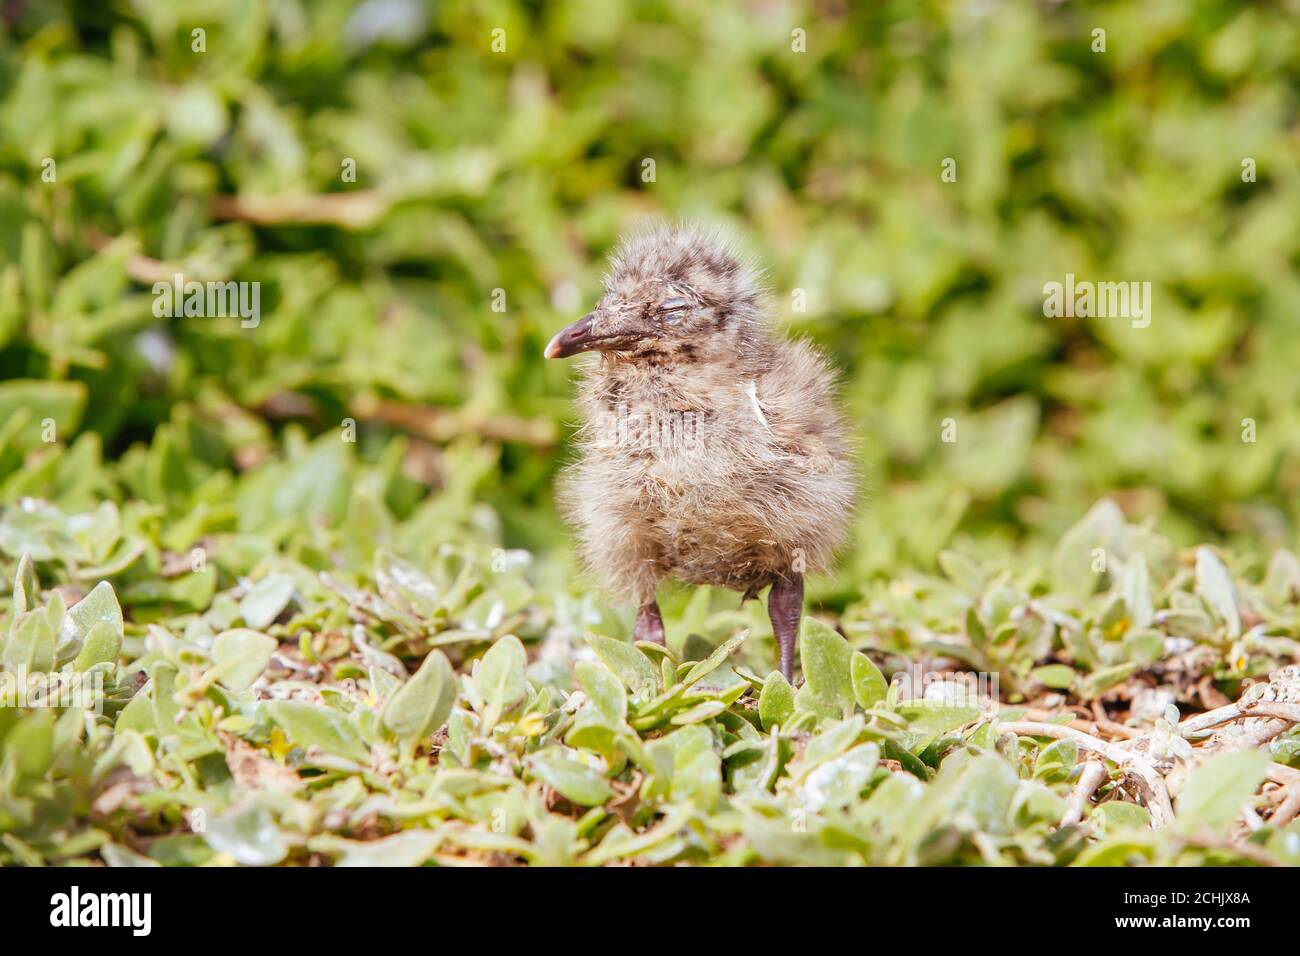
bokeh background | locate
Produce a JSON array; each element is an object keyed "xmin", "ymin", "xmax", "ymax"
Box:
[{"xmin": 1, "ymin": 0, "xmax": 1298, "ymax": 603}]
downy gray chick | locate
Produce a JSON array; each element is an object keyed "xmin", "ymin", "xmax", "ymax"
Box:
[{"xmin": 545, "ymin": 225, "xmax": 854, "ymax": 679}]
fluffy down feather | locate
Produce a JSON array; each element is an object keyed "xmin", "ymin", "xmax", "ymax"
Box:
[{"xmin": 557, "ymin": 226, "xmax": 856, "ymax": 603}]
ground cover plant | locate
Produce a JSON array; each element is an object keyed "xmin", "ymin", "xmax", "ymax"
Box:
[{"xmin": 1, "ymin": 0, "xmax": 1299, "ymax": 866}]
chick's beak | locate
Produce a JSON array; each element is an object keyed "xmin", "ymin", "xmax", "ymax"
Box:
[{"xmin": 544, "ymin": 312, "xmax": 606, "ymax": 359}]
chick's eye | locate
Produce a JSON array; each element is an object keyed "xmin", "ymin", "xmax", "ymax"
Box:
[{"xmin": 656, "ymin": 296, "xmax": 691, "ymax": 314}]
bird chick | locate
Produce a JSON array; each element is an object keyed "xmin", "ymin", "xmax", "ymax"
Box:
[{"xmin": 545, "ymin": 226, "xmax": 854, "ymax": 680}]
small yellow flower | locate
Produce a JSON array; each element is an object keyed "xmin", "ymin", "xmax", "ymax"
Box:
[
  {"xmin": 267, "ymin": 727, "xmax": 294, "ymax": 762},
  {"xmin": 517, "ymin": 713, "xmax": 548, "ymax": 737}
]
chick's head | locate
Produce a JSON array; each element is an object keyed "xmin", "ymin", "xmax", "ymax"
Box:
[{"xmin": 545, "ymin": 226, "xmax": 764, "ymax": 362}]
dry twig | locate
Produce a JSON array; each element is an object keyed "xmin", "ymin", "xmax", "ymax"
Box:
[
  {"xmin": 998, "ymin": 666, "xmax": 1300, "ymax": 832},
  {"xmin": 1061, "ymin": 761, "xmax": 1108, "ymax": 827}
]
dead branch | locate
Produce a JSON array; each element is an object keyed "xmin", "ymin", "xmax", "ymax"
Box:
[
  {"xmin": 1267, "ymin": 763, "xmax": 1300, "ymax": 787},
  {"xmin": 1000, "ymin": 664, "xmax": 1300, "ymax": 833},
  {"xmin": 83, "ymin": 228, "xmax": 180, "ymax": 284},
  {"xmin": 1179, "ymin": 700, "xmax": 1300, "ymax": 736},
  {"xmin": 997, "ymin": 719, "xmax": 1176, "ymax": 825},
  {"xmin": 1061, "ymin": 761, "xmax": 1108, "ymax": 827},
  {"xmin": 1272, "ymin": 785, "xmax": 1300, "ymax": 829},
  {"xmin": 349, "ymin": 394, "xmax": 557, "ymax": 448},
  {"xmin": 995, "ymin": 721, "xmax": 1131, "ymax": 763},
  {"xmin": 211, "ymin": 191, "xmax": 390, "ymax": 229}
]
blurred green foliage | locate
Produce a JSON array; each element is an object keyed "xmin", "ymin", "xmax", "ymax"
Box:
[{"xmin": 1, "ymin": 0, "xmax": 1297, "ymax": 582}]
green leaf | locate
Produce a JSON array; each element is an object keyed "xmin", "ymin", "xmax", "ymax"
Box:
[
  {"xmin": 7, "ymin": 709, "xmax": 55, "ymax": 778},
  {"xmin": 669, "ymin": 700, "xmax": 726, "ymax": 725},
  {"xmin": 240, "ymin": 575, "xmax": 295, "ymax": 631},
  {"xmin": 1176, "ymin": 749, "xmax": 1268, "ymax": 832},
  {"xmin": 793, "ymin": 684, "xmax": 843, "ymax": 724},
  {"xmin": 661, "ymin": 724, "xmax": 722, "ymax": 808},
  {"xmin": 475, "ymin": 635, "xmax": 528, "ymax": 731},
  {"xmin": 1122, "ymin": 629, "xmax": 1163, "ymax": 666},
  {"xmin": 210, "ymin": 628, "xmax": 277, "ymax": 691},
  {"xmin": 1015, "ymin": 781, "xmax": 1066, "ymax": 826},
  {"xmin": 798, "ymin": 743, "xmax": 879, "ymax": 812},
  {"xmin": 1050, "ymin": 498, "xmax": 1124, "ymax": 597},
  {"xmin": 383, "ymin": 650, "xmax": 457, "ymax": 744},
  {"xmin": 860, "ymin": 773, "xmax": 926, "ymax": 827},
  {"xmin": 584, "ymin": 633, "xmax": 659, "ymax": 699},
  {"xmin": 1119, "ymin": 554, "xmax": 1153, "ymax": 630},
  {"xmin": 1076, "ymin": 834, "xmax": 1157, "ymax": 866},
  {"xmin": 965, "ymin": 606, "xmax": 986, "ymax": 651},
  {"xmin": 115, "ymin": 694, "xmax": 156, "ymax": 736},
  {"xmin": 3, "ymin": 610, "xmax": 55, "ymax": 673},
  {"xmin": 529, "ymin": 749, "xmax": 614, "ymax": 806},
  {"xmin": 585, "ymin": 804, "xmax": 694, "ymax": 865},
  {"xmin": 58, "ymin": 580, "xmax": 123, "ymax": 665},
  {"xmin": 101, "ymin": 844, "xmax": 162, "ymax": 868},
  {"xmin": 1092, "ymin": 802, "xmax": 1151, "ymax": 832},
  {"xmin": 897, "ymin": 702, "xmax": 981, "ymax": 740},
  {"xmin": 575, "ymin": 660, "xmax": 626, "ymax": 724},
  {"xmin": 204, "ymin": 803, "xmax": 289, "ymax": 866},
  {"xmin": 758, "ymin": 671, "xmax": 795, "ymax": 731},
  {"xmin": 324, "ymin": 830, "xmax": 443, "ymax": 867},
  {"xmin": 850, "ymin": 651, "xmax": 888, "ymax": 709},
  {"xmin": 797, "ymin": 714, "xmax": 865, "ymax": 779},
  {"xmin": 264, "ymin": 700, "xmax": 370, "ymax": 763},
  {"xmin": 1032, "ymin": 664, "xmax": 1077, "ymax": 690},
  {"xmin": 1032, "ymin": 738, "xmax": 1078, "ymax": 782},
  {"xmin": 881, "ymin": 741, "xmax": 932, "ymax": 780},
  {"xmin": 1264, "ymin": 550, "xmax": 1300, "ymax": 605},
  {"xmin": 73, "ymin": 620, "xmax": 122, "ymax": 671},
  {"xmin": 949, "ymin": 753, "xmax": 1019, "ymax": 834},
  {"xmin": 798, "ymin": 617, "xmax": 853, "ymax": 716},
  {"xmin": 11, "ymin": 553, "xmax": 35, "ymax": 616},
  {"xmin": 682, "ymin": 629, "xmax": 748, "ymax": 687},
  {"xmin": 0, "ymin": 379, "xmax": 85, "ymax": 453},
  {"xmin": 1078, "ymin": 662, "xmax": 1139, "ymax": 699},
  {"xmin": 937, "ymin": 550, "xmax": 986, "ymax": 594},
  {"xmin": 1194, "ymin": 547, "xmax": 1240, "ymax": 638}
]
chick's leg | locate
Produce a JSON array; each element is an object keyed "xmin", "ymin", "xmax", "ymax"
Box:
[
  {"xmin": 634, "ymin": 599, "xmax": 665, "ymax": 645},
  {"xmin": 767, "ymin": 574, "xmax": 804, "ymax": 681}
]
